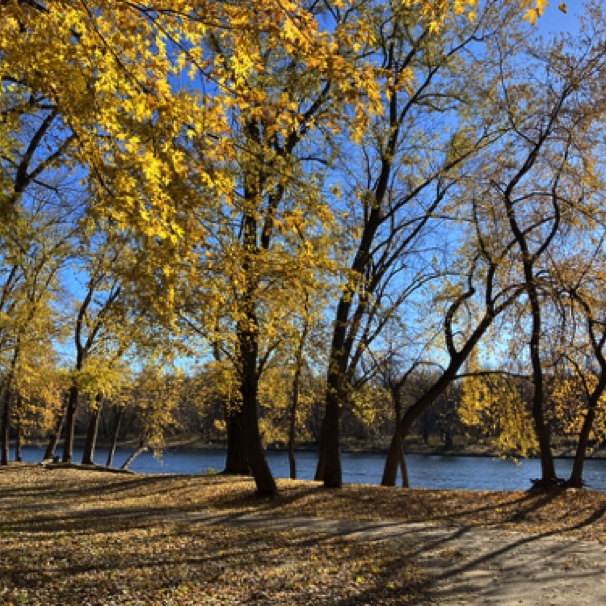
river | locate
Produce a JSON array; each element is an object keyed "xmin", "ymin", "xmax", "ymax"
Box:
[{"xmin": 16, "ymin": 446, "xmax": 606, "ymax": 491}]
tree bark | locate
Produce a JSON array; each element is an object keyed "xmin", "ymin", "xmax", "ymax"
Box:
[
  {"xmin": 382, "ymin": 430, "xmax": 402, "ymax": 487},
  {"xmin": 568, "ymin": 406, "xmax": 596, "ymax": 488},
  {"xmin": 315, "ymin": 205, "xmax": 383, "ymax": 487},
  {"xmin": 44, "ymin": 404, "xmax": 66, "ymax": 461},
  {"xmin": 0, "ymin": 348, "xmax": 19, "ymax": 466},
  {"xmin": 315, "ymin": 297, "xmax": 352, "ymax": 487},
  {"xmin": 287, "ymin": 316, "xmax": 308, "ymax": 480},
  {"xmin": 316, "ymin": 390, "xmax": 342, "ymax": 487},
  {"xmin": 382, "ymin": 395, "xmax": 408, "ymax": 487},
  {"xmin": 120, "ymin": 437, "xmax": 147, "ymax": 470},
  {"xmin": 105, "ymin": 406, "xmax": 123, "ymax": 468},
  {"xmin": 62, "ymin": 385, "xmax": 79, "ymax": 463},
  {"xmin": 235, "ymin": 203, "xmax": 277, "ymax": 496},
  {"xmin": 238, "ymin": 321, "xmax": 277, "ymax": 496},
  {"xmin": 223, "ymin": 405, "xmax": 250, "ymax": 475},
  {"xmin": 82, "ymin": 395, "xmax": 102, "ymax": 465},
  {"xmin": 0, "ymin": 382, "xmax": 12, "ymax": 466},
  {"xmin": 525, "ymin": 275, "xmax": 557, "ymax": 486},
  {"xmin": 567, "ymin": 302, "xmax": 606, "ymax": 488},
  {"xmin": 15, "ymin": 415, "xmax": 22, "ymax": 463},
  {"xmin": 567, "ymin": 370, "xmax": 606, "ymax": 488}
]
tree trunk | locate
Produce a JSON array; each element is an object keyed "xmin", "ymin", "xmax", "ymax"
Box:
[
  {"xmin": 315, "ymin": 312, "xmax": 349, "ymax": 488},
  {"xmin": 0, "ymin": 349, "xmax": 19, "ymax": 467},
  {"xmin": 239, "ymin": 325, "xmax": 277, "ymax": 496},
  {"xmin": 62, "ymin": 385, "xmax": 79, "ymax": 464},
  {"xmin": 568, "ymin": 408, "xmax": 595, "ymax": 488},
  {"xmin": 0, "ymin": 383, "xmax": 11, "ymax": 466},
  {"xmin": 287, "ymin": 433, "xmax": 297, "ymax": 480},
  {"xmin": 314, "ymin": 419, "xmax": 327, "ymax": 481},
  {"xmin": 223, "ymin": 405, "xmax": 250, "ymax": 475},
  {"xmin": 316, "ymin": 390, "xmax": 342, "ymax": 488},
  {"xmin": 287, "ymin": 383, "xmax": 300, "ymax": 481},
  {"xmin": 82, "ymin": 395, "xmax": 102, "ymax": 465},
  {"xmin": 105, "ymin": 406, "xmax": 123, "ymax": 468},
  {"xmin": 532, "ymin": 409, "xmax": 557, "ymax": 487},
  {"xmin": 381, "ymin": 429, "xmax": 401, "ymax": 487},
  {"xmin": 382, "ymin": 398, "xmax": 409, "ymax": 487},
  {"xmin": 398, "ymin": 440, "xmax": 409, "ymax": 488},
  {"xmin": 568, "ymin": 362, "xmax": 606, "ymax": 487},
  {"xmin": 120, "ymin": 437, "xmax": 147, "ymax": 470},
  {"xmin": 441, "ymin": 427, "xmax": 454, "ymax": 450},
  {"xmin": 44, "ymin": 404, "xmax": 66, "ymax": 461},
  {"xmin": 15, "ymin": 417, "xmax": 22, "ymax": 463},
  {"xmin": 236, "ymin": 208, "xmax": 277, "ymax": 497},
  {"xmin": 287, "ymin": 320, "xmax": 307, "ymax": 480},
  {"xmin": 382, "ymin": 363, "xmax": 465, "ymax": 485},
  {"xmin": 526, "ymin": 283, "xmax": 557, "ymax": 487},
  {"xmin": 315, "ymin": 336, "xmax": 346, "ymax": 487}
]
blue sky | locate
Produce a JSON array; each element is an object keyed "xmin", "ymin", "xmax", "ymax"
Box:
[{"xmin": 538, "ymin": 0, "xmax": 581, "ymax": 34}]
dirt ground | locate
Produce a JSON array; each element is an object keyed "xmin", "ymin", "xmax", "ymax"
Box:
[
  {"xmin": 170, "ymin": 510, "xmax": 606, "ymax": 605},
  {"xmin": 2, "ymin": 465, "xmax": 606, "ymax": 604}
]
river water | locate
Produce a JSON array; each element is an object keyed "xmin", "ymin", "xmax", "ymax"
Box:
[{"xmin": 17, "ymin": 446, "xmax": 606, "ymax": 491}]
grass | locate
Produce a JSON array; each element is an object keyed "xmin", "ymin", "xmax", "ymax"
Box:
[{"xmin": 2, "ymin": 464, "xmax": 606, "ymax": 605}]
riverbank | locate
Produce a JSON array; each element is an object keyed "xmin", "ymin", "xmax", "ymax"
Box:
[
  {"xmin": 2, "ymin": 465, "xmax": 606, "ymax": 604},
  {"xmin": 162, "ymin": 435, "xmax": 606, "ymax": 459}
]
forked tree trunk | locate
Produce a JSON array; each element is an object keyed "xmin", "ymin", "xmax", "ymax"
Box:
[
  {"xmin": 62, "ymin": 385, "xmax": 79, "ymax": 463},
  {"xmin": 382, "ymin": 398, "xmax": 408, "ymax": 487},
  {"xmin": 382, "ymin": 428, "xmax": 410, "ymax": 487}
]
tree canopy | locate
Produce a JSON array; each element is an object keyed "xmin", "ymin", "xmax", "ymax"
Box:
[{"xmin": 3, "ymin": 0, "xmax": 606, "ymax": 495}]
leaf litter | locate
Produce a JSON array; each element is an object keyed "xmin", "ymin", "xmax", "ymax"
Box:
[{"xmin": 2, "ymin": 464, "xmax": 606, "ymax": 604}]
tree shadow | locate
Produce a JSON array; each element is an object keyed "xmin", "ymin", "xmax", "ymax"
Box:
[{"xmin": 3, "ymin": 467, "xmax": 606, "ymax": 604}]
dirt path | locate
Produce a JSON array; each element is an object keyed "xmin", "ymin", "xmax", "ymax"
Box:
[{"xmin": 166, "ymin": 510, "xmax": 606, "ymax": 605}]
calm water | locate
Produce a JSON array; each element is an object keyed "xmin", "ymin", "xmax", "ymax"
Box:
[{"xmin": 15, "ymin": 446, "xmax": 606, "ymax": 491}]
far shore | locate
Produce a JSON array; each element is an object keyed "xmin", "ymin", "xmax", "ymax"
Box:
[{"xmin": 28, "ymin": 434, "xmax": 606, "ymax": 461}]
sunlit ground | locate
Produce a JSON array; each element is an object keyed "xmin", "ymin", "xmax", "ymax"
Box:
[{"xmin": 1, "ymin": 465, "xmax": 605, "ymax": 605}]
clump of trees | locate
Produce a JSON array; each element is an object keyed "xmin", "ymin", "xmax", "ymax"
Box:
[{"xmin": 5, "ymin": 0, "xmax": 606, "ymax": 496}]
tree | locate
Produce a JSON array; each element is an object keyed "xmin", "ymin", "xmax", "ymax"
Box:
[
  {"xmin": 458, "ymin": 349, "xmax": 537, "ymax": 457},
  {"xmin": 118, "ymin": 365, "xmax": 183, "ymax": 470},
  {"xmin": 315, "ymin": 0, "xmax": 532, "ymax": 487},
  {"xmin": 0, "ymin": 194, "xmax": 70, "ymax": 465},
  {"xmin": 0, "ymin": 0, "xmax": 572, "ymax": 486}
]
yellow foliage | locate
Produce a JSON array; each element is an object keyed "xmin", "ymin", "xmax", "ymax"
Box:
[
  {"xmin": 550, "ymin": 374, "xmax": 606, "ymax": 445},
  {"xmin": 459, "ymin": 372, "xmax": 538, "ymax": 457}
]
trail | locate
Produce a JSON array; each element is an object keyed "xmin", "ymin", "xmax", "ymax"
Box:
[{"xmin": 164, "ymin": 510, "xmax": 606, "ymax": 605}]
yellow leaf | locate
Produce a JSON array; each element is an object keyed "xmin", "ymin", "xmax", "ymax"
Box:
[
  {"xmin": 535, "ymin": 0, "xmax": 549, "ymax": 14},
  {"xmin": 524, "ymin": 8, "xmax": 539, "ymax": 25}
]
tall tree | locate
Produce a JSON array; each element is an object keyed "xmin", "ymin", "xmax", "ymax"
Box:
[{"xmin": 315, "ymin": 0, "xmax": 528, "ymax": 487}]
